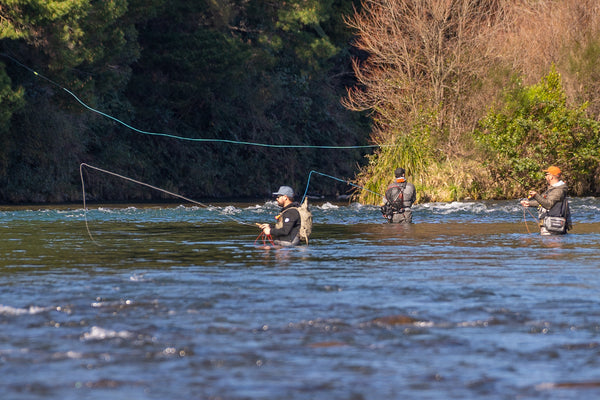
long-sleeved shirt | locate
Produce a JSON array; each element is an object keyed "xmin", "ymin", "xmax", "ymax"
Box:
[
  {"xmin": 270, "ymin": 202, "xmax": 301, "ymax": 242},
  {"xmin": 528, "ymin": 181, "xmax": 567, "ymax": 215}
]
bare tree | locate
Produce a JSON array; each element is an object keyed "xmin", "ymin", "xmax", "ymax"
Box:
[
  {"xmin": 494, "ymin": 0, "xmax": 600, "ymax": 117},
  {"xmin": 343, "ymin": 0, "xmax": 509, "ymax": 154}
]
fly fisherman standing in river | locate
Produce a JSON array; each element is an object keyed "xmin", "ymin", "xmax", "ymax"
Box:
[
  {"xmin": 520, "ymin": 166, "xmax": 572, "ymax": 235},
  {"xmin": 380, "ymin": 167, "xmax": 417, "ymax": 223},
  {"xmin": 259, "ymin": 186, "xmax": 301, "ymax": 246}
]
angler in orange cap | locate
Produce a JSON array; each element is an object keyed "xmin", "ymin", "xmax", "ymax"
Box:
[{"xmin": 520, "ymin": 166, "xmax": 572, "ymax": 235}]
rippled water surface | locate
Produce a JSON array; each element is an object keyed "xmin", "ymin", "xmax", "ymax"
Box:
[{"xmin": 2, "ymin": 198, "xmax": 600, "ymax": 399}]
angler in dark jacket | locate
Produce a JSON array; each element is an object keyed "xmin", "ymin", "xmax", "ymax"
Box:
[
  {"xmin": 520, "ymin": 166, "xmax": 572, "ymax": 235},
  {"xmin": 381, "ymin": 167, "xmax": 416, "ymax": 223},
  {"xmin": 259, "ymin": 185, "xmax": 301, "ymax": 246}
]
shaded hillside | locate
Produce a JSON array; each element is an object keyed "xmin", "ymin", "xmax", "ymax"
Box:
[{"xmin": 0, "ymin": 0, "xmax": 371, "ymax": 203}]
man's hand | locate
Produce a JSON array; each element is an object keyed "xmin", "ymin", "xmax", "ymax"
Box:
[{"xmin": 258, "ymin": 223, "xmax": 271, "ymax": 235}]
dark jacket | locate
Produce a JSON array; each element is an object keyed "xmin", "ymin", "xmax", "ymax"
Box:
[
  {"xmin": 528, "ymin": 183, "xmax": 567, "ymax": 216},
  {"xmin": 270, "ymin": 202, "xmax": 301, "ymax": 242},
  {"xmin": 528, "ymin": 183, "xmax": 567, "ymax": 211}
]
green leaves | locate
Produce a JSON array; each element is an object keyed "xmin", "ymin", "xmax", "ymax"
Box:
[{"xmin": 475, "ymin": 66, "xmax": 600, "ymax": 194}]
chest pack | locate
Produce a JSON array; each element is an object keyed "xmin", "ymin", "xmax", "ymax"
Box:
[{"xmin": 542, "ymin": 193, "xmax": 572, "ymax": 233}]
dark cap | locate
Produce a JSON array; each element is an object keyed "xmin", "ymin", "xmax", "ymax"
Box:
[
  {"xmin": 394, "ymin": 168, "xmax": 405, "ymax": 178},
  {"xmin": 272, "ymin": 185, "xmax": 294, "ymax": 198}
]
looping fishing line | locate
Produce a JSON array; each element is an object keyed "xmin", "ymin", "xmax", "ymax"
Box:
[
  {"xmin": 79, "ymin": 163, "xmax": 252, "ymax": 243},
  {"xmin": 522, "ymin": 206, "xmax": 531, "ymax": 234},
  {"xmin": 521, "ymin": 205, "xmax": 539, "ymax": 234},
  {"xmin": 2, "ymin": 52, "xmax": 383, "ymax": 150},
  {"xmin": 80, "ymin": 164, "xmax": 382, "ymax": 243}
]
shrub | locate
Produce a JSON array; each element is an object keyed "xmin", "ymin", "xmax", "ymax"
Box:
[{"xmin": 475, "ymin": 66, "xmax": 600, "ymax": 196}]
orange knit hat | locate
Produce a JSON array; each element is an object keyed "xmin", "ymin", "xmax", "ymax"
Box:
[{"xmin": 544, "ymin": 166, "xmax": 561, "ymax": 176}]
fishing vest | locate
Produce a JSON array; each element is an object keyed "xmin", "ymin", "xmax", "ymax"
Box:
[
  {"xmin": 381, "ymin": 181, "xmax": 406, "ymax": 219},
  {"xmin": 540, "ymin": 186, "xmax": 572, "ymax": 233}
]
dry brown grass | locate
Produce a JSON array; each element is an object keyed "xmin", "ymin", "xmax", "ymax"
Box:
[{"xmin": 494, "ymin": 0, "xmax": 600, "ymax": 116}]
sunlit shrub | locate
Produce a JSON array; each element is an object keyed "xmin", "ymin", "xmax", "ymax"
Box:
[{"xmin": 475, "ymin": 67, "xmax": 600, "ymax": 196}]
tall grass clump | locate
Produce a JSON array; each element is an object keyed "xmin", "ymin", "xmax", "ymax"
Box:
[
  {"xmin": 354, "ymin": 116, "xmax": 432, "ymax": 204},
  {"xmin": 354, "ymin": 110, "xmax": 495, "ymax": 203}
]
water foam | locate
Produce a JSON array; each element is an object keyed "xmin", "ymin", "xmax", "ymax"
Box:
[
  {"xmin": 319, "ymin": 202, "xmax": 339, "ymax": 210},
  {"xmin": 82, "ymin": 326, "xmax": 134, "ymax": 340},
  {"xmin": 0, "ymin": 304, "xmax": 52, "ymax": 316},
  {"xmin": 221, "ymin": 205, "xmax": 240, "ymax": 215}
]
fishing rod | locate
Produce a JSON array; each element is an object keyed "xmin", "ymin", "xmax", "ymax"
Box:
[{"xmin": 79, "ymin": 163, "xmax": 252, "ymax": 242}]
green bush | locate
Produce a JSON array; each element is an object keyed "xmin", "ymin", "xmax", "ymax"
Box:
[{"xmin": 475, "ymin": 66, "xmax": 600, "ymax": 196}]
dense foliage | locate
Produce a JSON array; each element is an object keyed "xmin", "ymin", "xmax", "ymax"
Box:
[
  {"xmin": 0, "ymin": 0, "xmax": 370, "ymax": 203},
  {"xmin": 345, "ymin": 0, "xmax": 600, "ymax": 202},
  {"xmin": 476, "ymin": 68, "xmax": 600, "ymax": 197},
  {"xmin": 2, "ymin": 0, "xmax": 600, "ymax": 204}
]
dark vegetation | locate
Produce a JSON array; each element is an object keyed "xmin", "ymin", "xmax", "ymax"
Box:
[
  {"xmin": 1, "ymin": 0, "xmax": 599, "ymax": 204},
  {"xmin": 0, "ymin": 0, "xmax": 370, "ymax": 203}
]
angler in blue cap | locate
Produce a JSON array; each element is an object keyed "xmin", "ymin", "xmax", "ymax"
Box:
[{"xmin": 259, "ymin": 186, "xmax": 301, "ymax": 246}]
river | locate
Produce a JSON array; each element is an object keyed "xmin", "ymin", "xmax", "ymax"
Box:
[{"xmin": 1, "ymin": 198, "xmax": 600, "ymax": 399}]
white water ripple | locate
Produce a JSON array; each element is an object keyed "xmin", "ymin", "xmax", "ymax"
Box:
[{"xmin": 82, "ymin": 326, "xmax": 134, "ymax": 341}]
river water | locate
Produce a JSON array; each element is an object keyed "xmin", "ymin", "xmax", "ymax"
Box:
[{"xmin": 1, "ymin": 198, "xmax": 600, "ymax": 399}]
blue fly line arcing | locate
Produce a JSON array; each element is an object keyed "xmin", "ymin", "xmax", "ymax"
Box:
[
  {"xmin": 67, "ymin": 87, "xmax": 379, "ymax": 148},
  {"xmin": 3, "ymin": 54, "xmax": 389, "ymax": 209},
  {"xmin": 301, "ymin": 170, "xmax": 384, "ymax": 204},
  {"xmin": 2, "ymin": 53, "xmax": 382, "ymax": 150}
]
